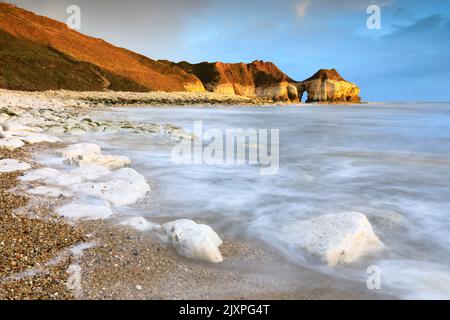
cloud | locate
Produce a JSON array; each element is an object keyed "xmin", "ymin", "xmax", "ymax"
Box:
[
  {"xmin": 383, "ymin": 14, "xmax": 448, "ymax": 39},
  {"xmin": 296, "ymin": 0, "xmax": 311, "ymax": 18}
]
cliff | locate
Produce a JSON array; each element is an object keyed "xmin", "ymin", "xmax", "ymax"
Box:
[
  {"xmin": 177, "ymin": 60, "xmax": 300, "ymax": 103},
  {"xmin": 296, "ymin": 69, "xmax": 361, "ymax": 103},
  {"xmin": 0, "ymin": 3, "xmax": 361, "ymax": 103},
  {"xmin": 0, "ymin": 3, "xmax": 204, "ymax": 92}
]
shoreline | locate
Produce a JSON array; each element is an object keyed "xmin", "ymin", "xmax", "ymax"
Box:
[
  {"xmin": 0, "ymin": 144, "xmax": 385, "ymax": 300},
  {"xmin": 0, "ymin": 90, "xmax": 385, "ymax": 300},
  {"xmin": 0, "ymin": 89, "xmax": 369, "ymax": 109}
]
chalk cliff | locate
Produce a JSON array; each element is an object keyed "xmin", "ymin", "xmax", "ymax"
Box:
[
  {"xmin": 296, "ymin": 69, "xmax": 361, "ymax": 103},
  {"xmin": 177, "ymin": 60, "xmax": 300, "ymax": 103}
]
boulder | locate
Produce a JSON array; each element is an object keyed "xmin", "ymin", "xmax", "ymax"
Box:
[
  {"xmin": 159, "ymin": 219, "xmax": 223, "ymax": 263},
  {"xmin": 284, "ymin": 212, "xmax": 383, "ymax": 266},
  {"xmin": 0, "ymin": 136, "xmax": 25, "ymax": 149},
  {"xmin": 56, "ymin": 201, "xmax": 113, "ymax": 220},
  {"xmin": 20, "ymin": 167, "xmax": 60, "ymax": 182},
  {"xmin": 0, "ymin": 159, "xmax": 31, "ymax": 173},
  {"xmin": 45, "ymin": 173, "xmax": 84, "ymax": 187},
  {"xmin": 59, "ymin": 143, "xmax": 102, "ymax": 163},
  {"xmin": 12, "ymin": 132, "xmax": 61, "ymax": 144},
  {"xmin": 77, "ymin": 154, "xmax": 131, "ymax": 170},
  {"xmin": 27, "ymin": 186, "xmax": 73, "ymax": 198},
  {"xmin": 70, "ymin": 165, "xmax": 111, "ymax": 181},
  {"xmin": 119, "ymin": 217, "xmax": 160, "ymax": 232},
  {"xmin": 59, "ymin": 143, "xmax": 131, "ymax": 169},
  {"xmin": 70, "ymin": 168, "xmax": 150, "ymax": 206}
]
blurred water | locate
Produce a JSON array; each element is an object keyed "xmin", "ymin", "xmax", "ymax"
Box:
[{"xmin": 82, "ymin": 103, "xmax": 450, "ymax": 299}]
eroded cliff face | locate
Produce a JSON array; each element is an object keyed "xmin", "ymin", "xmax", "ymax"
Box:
[
  {"xmin": 0, "ymin": 3, "xmax": 205, "ymax": 92},
  {"xmin": 296, "ymin": 69, "xmax": 361, "ymax": 103},
  {"xmin": 177, "ymin": 61, "xmax": 300, "ymax": 103}
]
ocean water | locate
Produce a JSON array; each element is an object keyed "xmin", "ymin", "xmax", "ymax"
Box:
[{"xmin": 76, "ymin": 102, "xmax": 450, "ymax": 299}]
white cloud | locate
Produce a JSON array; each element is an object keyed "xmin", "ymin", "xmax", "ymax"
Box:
[{"xmin": 296, "ymin": 0, "xmax": 311, "ymax": 18}]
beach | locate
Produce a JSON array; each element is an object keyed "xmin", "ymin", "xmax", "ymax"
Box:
[
  {"xmin": 1, "ymin": 90, "xmax": 450, "ymax": 300},
  {"xmin": 0, "ymin": 89, "xmax": 390, "ymax": 300}
]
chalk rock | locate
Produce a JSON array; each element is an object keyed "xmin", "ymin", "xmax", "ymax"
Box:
[
  {"xmin": 59, "ymin": 143, "xmax": 101, "ymax": 163},
  {"xmin": 77, "ymin": 154, "xmax": 131, "ymax": 170},
  {"xmin": 47, "ymin": 126, "xmax": 66, "ymax": 134},
  {"xmin": 0, "ymin": 136, "xmax": 25, "ymax": 149},
  {"xmin": 160, "ymin": 219, "xmax": 223, "ymax": 263},
  {"xmin": 46, "ymin": 173, "xmax": 84, "ymax": 187},
  {"xmin": 284, "ymin": 212, "xmax": 383, "ymax": 266},
  {"xmin": 59, "ymin": 143, "xmax": 131, "ymax": 169},
  {"xmin": 20, "ymin": 167, "xmax": 60, "ymax": 182},
  {"xmin": 56, "ymin": 201, "xmax": 113, "ymax": 220},
  {"xmin": 71, "ymin": 168, "xmax": 150, "ymax": 206},
  {"xmin": 17, "ymin": 132, "xmax": 61, "ymax": 144},
  {"xmin": 3, "ymin": 121, "xmax": 41, "ymax": 133},
  {"xmin": 0, "ymin": 159, "xmax": 31, "ymax": 173},
  {"xmin": 70, "ymin": 165, "xmax": 111, "ymax": 181},
  {"xmin": 297, "ymin": 69, "xmax": 361, "ymax": 103},
  {"xmin": 119, "ymin": 217, "xmax": 160, "ymax": 232},
  {"xmin": 28, "ymin": 186, "xmax": 73, "ymax": 198}
]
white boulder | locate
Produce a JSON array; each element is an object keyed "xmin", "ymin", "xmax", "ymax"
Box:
[
  {"xmin": 70, "ymin": 165, "xmax": 111, "ymax": 181},
  {"xmin": 3, "ymin": 122, "xmax": 40, "ymax": 133},
  {"xmin": 17, "ymin": 132, "xmax": 61, "ymax": 144},
  {"xmin": 27, "ymin": 186, "xmax": 73, "ymax": 198},
  {"xmin": 0, "ymin": 159, "xmax": 31, "ymax": 173},
  {"xmin": 159, "ymin": 219, "xmax": 223, "ymax": 263},
  {"xmin": 77, "ymin": 154, "xmax": 131, "ymax": 170},
  {"xmin": 45, "ymin": 173, "xmax": 84, "ymax": 187},
  {"xmin": 20, "ymin": 167, "xmax": 60, "ymax": 182},
  {"xmin": 59, "ymin": 143, "xmax": 101, "ymax": 163},
  {"xmin": 119, "ymin": 217, "xmax": 160, "ymax": 232},
  {"xmin": 59, "ymin": 143, "xmax": 131, "ymax": 169},
  {"xmin": 0, "ymin": 136, "xmax": 25, "ymax": 149},
  {"xmin": 56, "ymin": 201, "xmax": 113, "ymax": 220},
  {"xmin": 284, "ymin": 212, "xmax": 383, "ymax": 267},
  {"xmin": 70, "ymin": 168, "xmax": 150, "ymax": 206}
]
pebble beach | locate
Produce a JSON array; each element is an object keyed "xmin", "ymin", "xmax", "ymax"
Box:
[{"xmin": 0, "ymin": 89, "xmax": 388, "ymax": 300}]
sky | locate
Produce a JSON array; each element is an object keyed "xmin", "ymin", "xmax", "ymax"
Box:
[{"xmin": 7, "ymin": 0, "xmax": 450, "ymax": 101}]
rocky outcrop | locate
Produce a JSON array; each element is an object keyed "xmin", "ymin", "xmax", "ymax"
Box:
[
  {"xmin": 296, "ymin": 69, "xmax": 361, "ymax": 103},
  {"xmin": 177, "ymin": 60, "xmax": 300, "ymax": 103}
]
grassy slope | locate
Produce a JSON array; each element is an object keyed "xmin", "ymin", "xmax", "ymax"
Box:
[{"xmin": 0, "ymin": 29, "xmax": 148, "ymax": 91}]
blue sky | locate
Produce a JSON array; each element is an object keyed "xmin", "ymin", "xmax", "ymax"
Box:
[{"xmin": 9, "ymin": 0, "xmax": 450, "ymax": 101}]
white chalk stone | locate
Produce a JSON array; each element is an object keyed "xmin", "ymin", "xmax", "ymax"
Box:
[
  {"xmin": 20, "ymin": 167, "xmax": 60, "ymax": 182},
  {"xmin": 59, "ymin": 143, "xmax": 131, "ymax": 169},
  {"xmin": 0, "ymin": 136, "xmax": 25, "ymax": 149},
  {"xmin": 45, "ymin": 173, "xmax": 84, "ymax": 187},
  {"xmin": 56, "ymin": 201, "xmax": 113, "ymax": 220},
  {"xmin": 75, "ymin": 154, "xmax": 131, "ymax": 170},
  {"xmin": 27, "ymin": 186, "xmax": 73, "ymax": 198},
  {"xmin": 46, "ymin": 126, "xmax": 66, "ymax": 134},
  {"xmin": 71, "ymin": 168, "xmax": 150, "ymax": 206},
  {"xmin": 283, "ymin": 212, "xmax": 384, "ymax": 267},
  {"xmin": 59, "ymin": 143, "xmax": 102, "ymax": 163},
  {"xmin": 160, "ymin": 219, "xmax": 223, "ymax": 263},
  {"xmin": 3, "ymin": 121, "xmax": 40, "ymax": 133},
  {"xmin": 70, "ymin": 165, "xmax": 111, "ymax": 181},
  {"xmin": 119, "ymin": 217, "xmax": 160, "ymax": 232},
  {"xmin": 0, "ymin": 159, "xmax": 31, "ymax": 173},
  {"xmin": 17, "ymin": 132, "xmax": 61, "ymax": 144}
]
